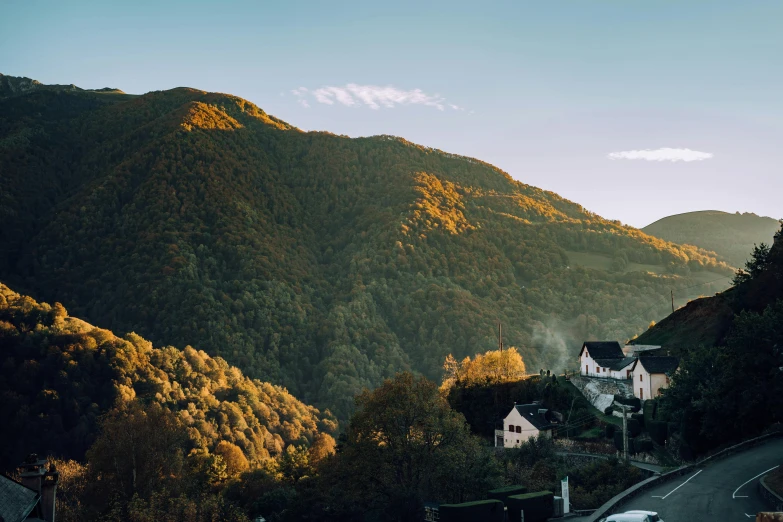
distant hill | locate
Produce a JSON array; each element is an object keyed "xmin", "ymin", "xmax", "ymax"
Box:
[
  {"xmin": 0, "ymin": 74, "xmax": 734, "ymax": 421},
  {"xmin": 643, "ymin": 211, "xmax": 780, "ymax": 268},
  {"xmin": 0, "ymin": 282, "xmax": 334, "ymax": 471}
]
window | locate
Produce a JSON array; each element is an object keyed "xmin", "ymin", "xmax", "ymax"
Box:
[
  {"xmin": 585, "ymin": 365, "xmax": 588, "ymax": 374},
  {"xmin": 640, "ymin": 374, "xmax": 643, "ymax": 382},
  {"xmin": 640, "ymin": 388, "xmax": 643, "ymax": 399},
  {"xmin": 508, "ymin": 424, "xmax": 515, "ymax": 432},
  {"xmin": 516, "ymin": 426, "xmax": 521, "ymax": 433}
]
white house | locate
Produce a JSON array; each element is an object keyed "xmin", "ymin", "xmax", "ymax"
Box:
[
  {"xmin": 495, "ymin": 404, "xmax": 554, "ymax": 448},
  {"xmin": 578, "ymin": 341, "xmax": 633, "ymax": 379},
  {"xmin": 629, "ymin": 356, "xmax": 679, "ymax": 400}
]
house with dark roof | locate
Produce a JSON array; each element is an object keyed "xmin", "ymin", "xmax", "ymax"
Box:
[
  {"xmin": 630, "ymin": 356, "xmax": 680, "ymax": 400},
  {"xmin": 0, "ymin": 454, "xmax": 58, "ymax": 522},
  {"xmin": 578, "ymin": 341, "xmax": 635, "ymax": 379},
  {"xmin": 496, "ymin": 403, "xmax": 556, "ymax": 448}
]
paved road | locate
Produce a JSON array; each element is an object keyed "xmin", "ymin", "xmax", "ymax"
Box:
[
  {"xmin": 555, "ymin": 451, "xmax": 666, "ymax": 473},
  {"xmin": 615, "ymin": 437, "xmax": 783, "ymax": 522}
]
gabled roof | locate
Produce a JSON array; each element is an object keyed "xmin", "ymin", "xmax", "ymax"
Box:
[
  {"xmin": 513, "ymin": 404, "xmax": 553, "ymax": 431},
  {"xmin": 635, "ymin": 356, "xmax": 680, "ymax": 375},
  {"xmin": 594, "ymin": 357, "xmax": 636, "ymax": 371},
  {"xmin": 0, "ymin": 474, "xmax": 40, "ymax": 522},
  {"xmin": 579, "ymin": 341, "xmax": 624, "ymax": 359}
]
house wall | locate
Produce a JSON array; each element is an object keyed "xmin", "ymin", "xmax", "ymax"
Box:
[
  {"xmin": 580, "ymin": 350, "xmax": 609, "ymax": 377},
  {"xmin": 503, "ymin": 408, "xmax": 540, "ymax": 448},
  {"xmin": 631, "ymin": 364, "xmax": 652, "ymax": 400},
  {"xmin": 650, "ymin": 373, "xmax": 670, "ymax": 398},
  {"xmin": 580, "ymin": 349, "xmax": 631, "ymax": 379}
]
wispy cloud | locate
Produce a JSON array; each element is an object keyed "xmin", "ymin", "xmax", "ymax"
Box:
[
  {"xmin": 607, "ymin": 148, "xmax": 713, "ymax": 162},
  {"xmin": 291, "ymin": 83, "xmax": 464, "ymax": 111}
]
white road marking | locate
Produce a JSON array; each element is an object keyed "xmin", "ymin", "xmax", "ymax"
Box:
[
  {"xmin": 655, "ymin": 469, "xmax": 703, "ymax": 500},
  {"xmin": 732, "ymin": 465, "xmax": 780, "ymax": 499},
  {"xmin": 745, "ymin": 514, "xmax": 754, "ymax": 518}
]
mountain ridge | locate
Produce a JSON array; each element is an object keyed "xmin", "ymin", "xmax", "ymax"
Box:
[{"xmin": 0, "ymin": 74, "xmax": 736, "ymax": 420}]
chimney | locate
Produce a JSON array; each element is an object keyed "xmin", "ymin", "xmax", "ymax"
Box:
[{"xmin": 19, "ymin": 454, "xmax": 59, "ymax": 522}]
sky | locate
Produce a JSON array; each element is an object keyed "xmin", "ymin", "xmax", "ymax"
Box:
[{"xmin": 2, "ymin": 0, "xmax": 781, "ymax": 227}]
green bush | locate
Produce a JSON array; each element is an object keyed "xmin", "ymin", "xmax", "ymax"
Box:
[
  {"xmin": 613, "ymin": 395, "xmax": 641, "ymax": 411},
  {"xmin": 604, "ymin": 406, "xmax": 614, "ymax": 415},
  {"xmin": 626, "ymin": 418, "xmax": 641, "ymax": 438},
  {"xmin": 634, "ymin": 438, "xmax": 653, "ymax": 453},
  {"xmin": 439, "ymin": 500, "xmax": 505, "ymax": 522},
  {"xmin": 643, "ymin": 400, "xmax": 657, "ymax": 425},
  {"xmin": 613, "ymin": 431, "xmax": 624, "ymax": 452},
  {"xmin": 506, "ymin": 491, "xmax": 554, "ymax": 522},
  {"xmin": 631, "ymin": 413, "xmax": 645, "ymax": 428},
  {"xmin": 487, "ymin": 485, "xmax": 527, "ymax": 502},
  {"xmin": 648, "ymin": 420, "xmax": 668, "ymax": 445},
  {"xmin": 605, "ymin": 424, "xmax": 616, "ymax": 438}
]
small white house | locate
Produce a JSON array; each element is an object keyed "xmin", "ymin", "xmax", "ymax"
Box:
[
  {"xmin": 495, "ymin": 404, "xmax": 553, "ymax": 448},
  {"xmin": 578, "ymin": 341, "xmax": 630, "ymax": 378},
  {"xmin": 630, "ymin": 357, "xmax": 679, "ymax": 400}
]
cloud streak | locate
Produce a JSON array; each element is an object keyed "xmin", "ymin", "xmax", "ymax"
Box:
[
  {"xmin": 291, "ymin": 84, "xmax": 464, "ymax": 111},
  {"xmin": 607, "ymin": 148, "xmax": 713, "ymax": 162}
]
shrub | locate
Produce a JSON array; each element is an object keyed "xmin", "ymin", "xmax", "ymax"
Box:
[
  {"xmin": 506, "ymin": 491, "xmax": 554, "ymax": 522},
  {"xmin": 487, "ymin": 485, "xmax": 527, "ymax": 502},
  {"xmin": 613, "ymin": 395, "xmax": 641, "ymax": 411},
  {"xmin": 604, "ymin": 406, "xmax": 614, "ymax": 415},
  {"xmin": 439, "ymin": 500, "xmax": 505, "ymax": 522},
  {"xmin": 631, "ymin": 413, "xmax": 645, "ymax": 428},
  {"xmin": 648, "ymin": 420, "xmax": 668, "ymax": 445},
  {"xmin": 634, "ymin": 438, "xmax": 653, "ymax": 453},
  {"xmin": 643, "ymin": 400, "xmax": 657, "ymax": 425},
  {"xmin": 605, "ymin": 424, "xmax": 616, "ymax": 438},
  {"xmin": 613, "ymin": 431, "xmax": 624, "ymax": 452},
  {"xmin": 626, "ymin": 418, "xmax": 641, "ymax": 438}
]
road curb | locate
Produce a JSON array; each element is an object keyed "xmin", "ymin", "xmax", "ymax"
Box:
[
  {"xmin": 585, "ymin": 430, "xmax": 783, "ymax": 522},
  {"xmin": 759, "ymin": 475, "xmax": 783, "ymax": 512}
]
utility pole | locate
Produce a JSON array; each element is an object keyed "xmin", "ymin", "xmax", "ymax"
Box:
[
  {"xmin": 498, "ymin": 321, "xmax": 503, "ymax": 352},
  {"xmin": 620, "ymin": 404, "xmax": 630, "ymax": 463},
  {"xmin": 671, "ymin": 290, "xmax": 675, "ymax": 314},
  {"xmin": 565, "ymin": 397, "xmax": 576, "ymax": 440}
]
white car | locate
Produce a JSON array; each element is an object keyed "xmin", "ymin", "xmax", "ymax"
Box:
[{"xmin": 601, "ymin": 510, "xmax": 663, "ymax": 522}]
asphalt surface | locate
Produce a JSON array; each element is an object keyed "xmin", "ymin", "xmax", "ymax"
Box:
[{"xmin": 614, "ymin": 437, "xmax": 783, "ymax": 522}]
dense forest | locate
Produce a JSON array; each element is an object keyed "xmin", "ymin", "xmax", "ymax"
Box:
[
  {"xmin": 0, "ymin": 282, "xmax": 336, "ymax": 473},
  {"xmin": 640, "ymin": 224, "xmax": 783, "ymax": 456},
  {"xmin": 643, "ymin": 210, "xmax": 780, "ymax": 268},
  {"xmin": 0, "ymin": 74, "xmax": 734, "ymax": 421},
  {"xmin": 0, "ymin": 283, "xmax": 641, "ymax": 521}
]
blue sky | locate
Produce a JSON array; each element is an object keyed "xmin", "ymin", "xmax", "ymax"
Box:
[{"xmin": 2, "ymin": 0, "xmax": 781, "ymax": 227}]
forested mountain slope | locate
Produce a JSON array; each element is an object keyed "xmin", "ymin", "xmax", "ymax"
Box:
[
  {"xmin": 0, "ymin": 282, "xmax": 335, "ymax": 471},
  {"xmin": 636, "ymin": 225, "xmax": 783, "ymax": 351},
  {"xmin": 643, "ymin": 210, "xmax": 780, "ymax": 268},
  {"xmin": 0, "ymin": 74, "xmax": 733, "ymax": 420},
  {"xmin": 641, "ymin": 224, "xmax": 783, "ymax": 454}
]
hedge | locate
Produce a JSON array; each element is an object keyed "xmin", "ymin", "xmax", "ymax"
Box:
[
  {"xmin": 606, "ymin": 424, "xmax": 616, "ymax": 438},
  {"xmin": 613, "ymin": 431, "xmax": 624, "ymax": 452},
  {"xmin": 643, "ymin": 399, "xmax": 657, "ymax": 425},
  {"xmin": 635, "ymin": 438, "xmax": 653, "ymax": 453},
  {"xmin": 613, "ymin": 395, "xmax": 641, "ymax": 411},
  {"xmin": 627, "ymin": 418, "xmax": 641, "ymax": 438},
  {"xmin": 506, "ymin": 491, "xmax": 554, "ymax": 522},
  {"xmin": 631, "ymin": 412, "xmax": 645, "ymax": 428},
  {"xmin": 648, "ymin": 420, "xmax": 668, "ymax": 445},
  {"xmin": 439, "ymin": 499, "xmax": 505, "ymax": 522},
  {"xmin": 487, "ymin": 485, "xmax": 527, "ymax": 502},
  {"xmin": 604, "ymin": 406, "xmax": 614, "ymax": 415}
]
